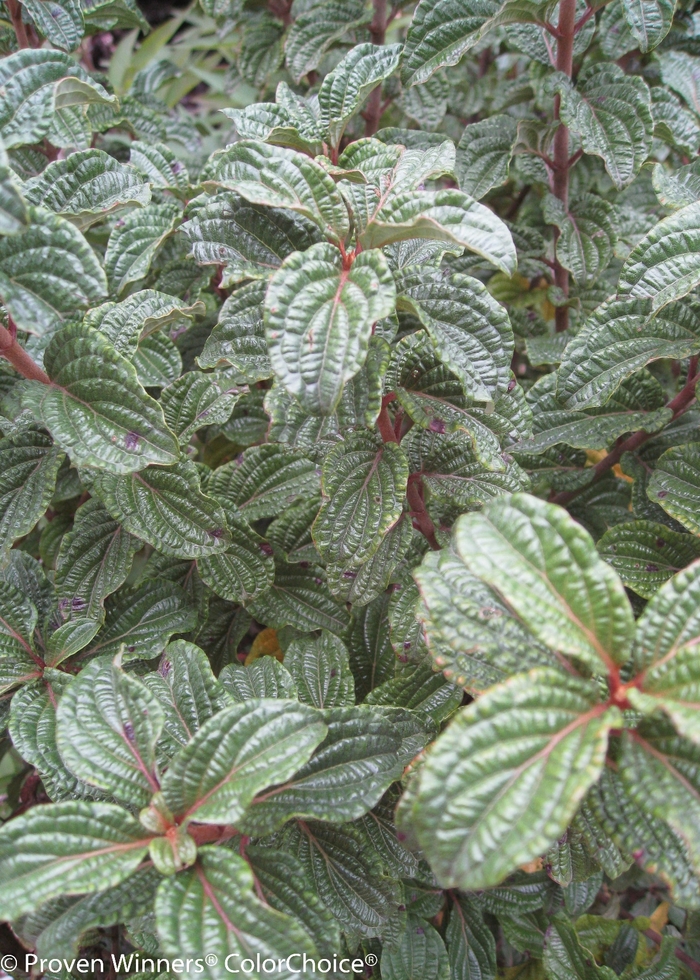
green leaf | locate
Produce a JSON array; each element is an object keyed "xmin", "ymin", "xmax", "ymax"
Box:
[
  {"xmin": 198, "ymin": 281, "xmax": 270, "ymax": 382},
  {"xmin": 132, "ymin": 332, "xmax": 182, "ymax": 388},
  {"xmin": 56, "ymin": 655, "xmax": 163, "ymax": 806},
  {"xmin": 224, "ymin": 100, "xmax": 324, "ymax": 157},
  {"xmin": 543, "ymin": 916, "xmax": 618, "ymax": 980},
  {"xmin": 247, "ymin": 559, "xmax": 351, "ymax": 634},
  {"xmin": 0, "ymin": 430, "xmax": 63, "ymax": 564},
  {"xmin": 446, "ymin": 894, "xmax": 497, "ymax": 980},
  {"xmin": 542, "ymin": 193, "xmax": 616, "ymax": 286},
  {"xmin": 142, "ymin": 641, "xmax": 230, "ymax": 755},
  {"xmin": 160, "ymin": 372, "xmax": 239, "ymax": 445},
  {"xmin": 155, "ymin": 847, "xmax": 320, "ymax": 980},
  {"xmin": 313, "ymin": 432, "xmax": 408, "ymax": 569},
  {"xmin": 54, "ymin": 498, "xmax": 139, "ymax": 621},
  {"xmin": 345, "ymin": 592, "xmax": 395, "ymax": 700},
  {"xmin": 408, "ymin": 668, "xmax": 620, "ymax": 889},
  {"xmin": 648, "ymin": 442, "xmax": 700, "ymax": 533},
  {"xmin": 382, "ymin": 914, "xmax": 450, "ymax": 980},
  {"xmin": 619, "ymin": 201, "xmax": 700, "ymax": 310},
  {"xmin": 0, "ymin": 580, "xmax": 42, "ymax": 694},
  {"xmin": 182, "ymin": 192, "xmax": 322, "ymax": 287},
  {"xmin": 0, "ymin": 49, "xmax": 116, "ymax": 148},
  {"xmin": 0, "ymin": 138, "xmax": 29, "ymax": 234},
  {"xmin": 91, "ymin": 460, "xmax": 231, "ymax": 559},
  {"xmin": 651, "ymin": 88, "xmax": 700, "ymax": 157},
  {"xmin": 456, "ymin": 115, "xmax": 518, "ymax": 200},
  {"xmin": 84, "ymin": 290, "xmax": 204, "ymax": 360},
  {"xmin": 284, "ymin": 631, "xmax": 355, "ymax": 708},
  {"xmin": 0, "ymin": 206, "xmax": 107, "ymax": 335},
  {"xmin": 160, "ymin": 698, "xmax": 326, "ymax": 824},
  {"xmin": 265, "ymin": 242, "xmax": 396, "ymax": 415},
  {"xmin": 240, "ymin": 705, "xmax": 428, "ymax": 835},
  {"xmin": 0, "ymin": 801, "xmax": 150, "ymax": 921},
  {"xmin": 208, "ymin": 445, "xmax": 320, "ymax": 522},
  {"xmin": 210, "ymin": 141, "xmax": 349, "ymax": 245},
  {"xmin": 555, "ymin": 64, "xmax": 653, "ymax": 189},
  {"xmin": 85, "ymin": 580, "xmax": 197, "ymax": 662},
  {"xmin": 653, "ymin": 159, "xmax": 700, "ymax": 211},
  {"xmin": 20, "ymin": 322, "xmax": 179, "ymax": 474},
  {"xmin": 398, "ymin": 73, "xmax": 451, "ymax": 131},
  {"xmin": 556, "ymin": 298, "xmax": 700, "ymax": 409},
  {"xmin": 285, "ymin": 0, "xmax": 372, "ymax": 83},
  {"xmin": 318, "ymin": 43, "xmax": 402, "ymax": 147},
  {"xmin": 597, "ymin": 520, "xmax": 700, "ymax": 600},
  {"xmin": 326, "ymin": 512, "xmax": 414, "ymax": 606},
  {"xmin": 360, "ymin": 188, "xmax": 517, "ymax": 275},
  {"xmin": 220, "ymin": 658, "xmax": 297, "ymax": 702},
  {"xmin": 238, "ymin": 14, "xmax": 284, "ymax": 87},
  {"xmin": 452, "ymin": 493, "xmax": 634, "ymax": 672},
  {"xmin": 365, "ymin": 661, "xmax": 462, "ymax": 724},
  {"xmin": 105, "ymin": 201, "xmax": 180, "ymax": 295},
  {"xmin": 19, "ymin": 0, "xmax": 84, "ymax": 50},
  {"xmin": 395, "ymin": 267, "xmax": 514, "ymax": 400},
  {"xmin": 23, "ymin": 150, "xmax": 150, "ymax": 230},
  {"xmin": 622, "ymin": 0, "xmax": 674, "ymax": 51},
  {"xmin": 129, "ymin": 140, "xmax": 189, "ymax": 194},
  {"xmin": 198, "ymin": 509, "xmax": 274, "ymax": 604}
]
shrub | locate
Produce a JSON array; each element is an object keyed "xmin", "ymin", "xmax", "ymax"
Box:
[{"xmin": 1, "ymin": 0, "xmax": 700, "ymax": 976}]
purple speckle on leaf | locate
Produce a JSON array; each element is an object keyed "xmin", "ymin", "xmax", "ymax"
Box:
[
  {"xmin": 125, "ymin": 431, "xmax": 140, "ymax": 451},
  {"xmin": 123, "ymin": 722, "xmax": 135, "ymax": 743},
  {"xmin": 428, "ymin": 418, "xmax": 446, "ymax": 433}
]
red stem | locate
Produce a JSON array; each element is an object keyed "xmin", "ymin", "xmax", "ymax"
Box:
[
  {"xmin": 552, "ymin": 356, "xmax": 700, "ymax": 507},
  {"xmin": 7, "ymin": 0, "xmax": 30, "ymax": 47},
  {"xmin": 619, "ymin": 911, "xmax": 700, "ymax": 978},
  {"xmin": 407, "ymin": 475, "xmax": 440, "ymax": 550},
  {"xmin": 0, "ymin": 320, "xmax": 50, "ymax": 384},
  {"xmin": 376, "ymin": 405, "xmax": 398, "ymax": 443},
  {"xmin": 552, "ymin": 0, "xmax": 577, "ymax": 333}
]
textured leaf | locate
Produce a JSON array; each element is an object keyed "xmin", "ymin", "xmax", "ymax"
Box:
[
  {"xmin": 132, "ymin": 331, "xmax": 182, "ymax": 388},
  {"xmin": 456, "ymin": 115, "xmax": 518, "ymax": 199},
  {"xmin": 365, "ymin": 661, "xmax": 462, "ymax": 724},
  {"xmin": 208, "ymin": 445, "xmax": 320, "ymax": 522},
  {"xmin": 0, "ymin": 206, "xmax": 106, "ymax": 335},
  {"xmin": 556, "ymin": 64, "xmax": 653, "ymax": 189},
  {"xmin": 326, "ymin": 512, "xmax": 414, "ymax": 606},
  {"xmin": 285, "ymin": 0, "xmax": 372, "ymax": 82},
  {"xmin": 0, "ymin": 430, "xmax": 63, "ymax": 563},
  {"xmin": 346, "ymin": 593, "xmax": 395, "ymax": 700},
  {"xmin": 557, "ymin": 298, "xmax": 700, "ymax": 409},
  {"xmin": 105, "ymin": 201, "xmax": 180, "ymax": 295},
  {"xmin": 129, "ymin": 140, "xmax": 189, "ymax": 194},
  {"xmin": 544, "ymin": 193, "xmax": 616, "ymax": 285},
  {"xmin": 160, "ymin": 372, "xmax": 239, "ymax": 445},
  {"xmin": 198, "ymin": 509, "xmax": 274, "ymax": 604},
  {"xmin": 543, "ymin": 916, "xmax": 618, "ymax": 980},
  {"xmin": 284, "ymin": 631, "xmax": 355, "ymax": 708},
  {"xmin": 143, "ymin": 641, "xmax": 230, "ymax": 755},
  {"xmin": 85, "ymin": 580, "xmax": 197, "ymax": 662},
  {"xmin": 597, "ymin": 521, "xmax": 700, "ymax": 600},
  {"xmin": 623, "ymin": 0, "xmax": 675, "ymax": 52},
  {"xmin": 409, "ymin": 669, "xmax": 619, "ymax": 889},
  {"xmin": 23, "ymin": 150, "xmax": 150, "ymax": 230},
  {"xmin": 84, "ymin": 290, "xmax": 204, "ymax": 360},
  {"xmin": 265, "ymin": 242, "xmax": 396, "ymax": 415},
  {"xmin": 0, "ymin": 801, "xmax": 149, "ymax": 920},
  {"xmin": 156, "ymin": 847, "xmax": 319, "ymax": 980},
  {"xmin": 313, "ymin": 432, "xmax": 408, "ymax": 569},
  {"xmin": 651, "ymin": 88, "xmax": 700, "ymax": 157},
  {"xmin": 198, "ymin": 281, "xmax": 270, "ymax": 382},
  {"xmin": 382, "ymin": 914, "xmax": 450, "ymax": 980},
  {"xmin": 318, "ymin": 43, "xmax": 402, "ymax": 147},
  {"xmin": 224, "ymin": 100, "xmax": 323, "ymax": 157},
  {"xmin": 398, "ymin": 74, "xmax": 450, "ymax": 131},
  {"xmin": 396, "ymin": 267, "xmax": 514, "ymax": 400},
  {"xmin": 210, "ymin": 141, "xmax": 349, "ymax": 244},
  {"xmin": 619, "ymin": 201, "xmax": 700, "ymax": 310},
  {"xmin": 56, "ymin": 655, "xmax": 163, "ymax": 806},
  {"xmin": 92, "ymin": 461, "xmax": 231, "ymax": 559},
  {"xmin": 0, "ymin": 139, "xmax": 28, "ymax": 234},
  {"xmin": 160, "ymin": 698, "xmax": 326, "ymax": 824},
  {"xmin": 446, "ymin": 894, "xmax": 497, "ymax": 980},
  {"xmin": 21, "ymin": 323, "xmax": 179, "ymax": 474},
  {"xmin": 452, "ymin": 494, "xmax": 634, "ymax": 672},
  {"xmin": 221, "ymin": 658, "xmax": 297, "ymax": 702},
  {"xmin": 648, "ymin": 443, "xmax": 700, "ymax": 533},
  {"xmin": 19, "ymin": 0, "xmax": 83, "ymax": 50},
  {"xmin": 248, "ymin": 559, "xmax": 351, "ymax": 633},
  {"xmin": 240, "ymin": 705, "xmax": 427, "ymax": 835},
  {"xmin": 0, "ymin": 580, "xmax": 42, "ymax": 694}
]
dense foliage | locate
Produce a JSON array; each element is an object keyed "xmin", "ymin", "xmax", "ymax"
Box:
[{"xmin": 3, "ymin": 0, "xmax": 700, "ymax": 977}]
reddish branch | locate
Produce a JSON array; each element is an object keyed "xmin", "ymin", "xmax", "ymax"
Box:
[
  {"xmin": 551, "ymin": 0, "xmax": 577, "ymax": 333},
  {"xmin": 364, "ymin": 0, "xmax": 387, "ymax": 136},
  {"xmin": 7, "ymin": 0, "xmax": 30, "ymax": 47},
  {"xmin": 0, "ymin": 319, "xmax": 50, "ymax": 384},
  {"xmin": 552, "ymin": 356, "xmax": 700, "ymax": 507}
]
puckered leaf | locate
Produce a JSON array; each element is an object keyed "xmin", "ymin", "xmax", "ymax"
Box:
[
  {"xmin": 56, "ymin": 655, "xmax": 163, "ymax": 806},
  {"xmin": 651, "ymin": 87, "xmax": 700, "ymax": 157},
  {"xmin": 129, "ymin": 140, "xmax": 190, "ymax": 194},
  {"xmin": 284, "ymin": 631, "xmax": 355, "ymax": 708},
  {"xmin": 313, "ymin": 432, "xmax": 408, "ymax": 569},
  {"xmin": 446, "ymin": 893, "xmax": 497, "ymax": 980},
  {"xmin": 543, "ymin": 915, "xmax": 618, "ymax": 980},
  {"xmin": 648, "ymin": 443, "xmax": 700, "ymax": 534},
  {"xmin": 224, "ymin": 100, "xmax": 323, "ymax": 157},
  {"xmin": 160, "ymin": 698, "xmax": 327, "ymax": 824},
  {"xmin": 160, "ymin": 372, "xmax": 240, "ymax": 445},
  {"xmin": 542, "ymin": 193, "xmax": 616, "ymax": 285},
  {"xmin": 556, "ymin": 298, "xmax": 700, "ymax": 409},
  {"xmin": 365, "ymin": 661, "xmax": 462, "ymax": 724},
  {"xmin": 407, "ymin": 668, "xmax": 620, "ymax": 889},
  {"xmin": 452, "ymin": 493, "xmax": 634, "ymax": 671},
  {"xmin": 0, "ymin": 801, "xmax": 150, "ymax": 920},
  {"xmin": 198, "ymin": 281, "xmax": 270, "ymax": 382},
  {"xmin": 18, "ymin": 0, "xmax": 84, "ymax": 51},
  {"xmin": 597, "ymin": 521, "xmax": 700, "ymax": 601},
  {"xmin": 54, "ymin": 498, "xmax": 139, "ymax": 622},
  {"xmin": 555, "ymin": 63, "xmax": 653, "ymax": 189},
  {"xmin": 619, "ymin": 201, "xmax": 700, "ymax": 310},
  {"xmin": 221, "ymin": 658, "xmax": 297, "ymax": 702},
  {"xmin": 0, "ymin": 206, "xmax": 107, "ymax": 335},
  {"xmin": 156, "ymin": 847, "xmax": 320, "ymax": 980},
  {"xmin": 456, "ymin": 115, "xmax": 518, "ymax": 199},
  {"xmin": 382, "ymin": 914, "xmax": 450, "ymax": 980},
  {"xmin": 247, "ymin": 559, "xmax": 351, "ymax": 634},
  {"xmin": 21, "ymin": 322, "xmax": 179, "ymax": 474},
  {"xmin": 23, "ymin": 149, "xmax": 150, "ymax": 230},
  {"xmin": 285, "ymin": 0, "xmax": 372, "ymax": 83},
  {"xmin": 198, "ymin": 509, "xmax": 274, "ymax": 604},
  {"xmin": 0, "ymin": 580, "xmax": 42, "ymax": 694},
  {"xmin": 207, "ymin": 445, "xmax": 320, "ymax": 522},
  {"xmin": 0, "ymin": 430, "xmax": 63, "ymax": 564},
  {"xmin": 395, "ymin": 267, "xmax": 514, "ymax": 400},
  {"xmin": 326, "ymin": 512, "xmax": 414, "ymax": 606},
  {"xmin": 105, "ymin": 201, "xmax": 180, "ymax": 295},
  {"xmin": 415, "ymin": 548, "xmax": 563, "ymax": 693},
  {"xmin": 91, "ymin": 460, "xmax": 231, "ymax": 558},
  {"xmin": 318, "ymin": 43, "xmax": 402, "ymax": 147},
  {"xmin": 84, "ymin": 289, "xmax": 204, "ymax": 360},
  {"xmin": 241, "ymin": 705, "xmax": 428, "ymax": 835},
  {"xmin": 265, "ymin": 242, "xmax": 396, "ymax": 415},
  {"xmin": 209, "ymin": 141, "xmax": 349, "ymax": 245},
  {"xmin": 0, "ymin": 138, "xmax": 28, "ymax": 234}
]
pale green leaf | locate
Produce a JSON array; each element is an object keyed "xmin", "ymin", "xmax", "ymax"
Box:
[
  {"xmin": 129, "ymin": 140, "xmax": 189, "ymax": 194},
  {"xmin": 19, "ymin": 0, "xmax": 84, "ymax": 50},
  {"xmin": 285, "ymin": 0, "xmax": 372, "ymax": 83},
  {"xmin": 318, "ymin": 43, "xmax": 402, "ymax": 147},
  {"xmin": 198, "ymin": 281, "xmax": 270, "ymax": 382},
  {"xmin": 648, "ymin": 442, "xmax": 700, "ymax": 534},
  {"xmin": 619, "ymin": 201, "xmax": 700, "ymax": 310},
  {"xmin": 105, "ymin": 201, "xmax": 180, "ymax": 295},
  {"xmin": 542, "ymin": 193, "xmax": 616, "ymax": 286},
  {"xmin": 0, "ymin": 430, "xmax": 63, "ymax": 563},
  {"xmin": 84, "ymin": 289, "xmax": 204, "ymax": 360},
  {"xmin": 160, "ymin": 372, "xmax": 239, "ymax": 445},
  {"xmin": 456, "ymin": 115, "xmax": 518, "ymax": 199},
  {"xmin": 0, "ymin": 138, "xmax": 29, "ymax": 234}
]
